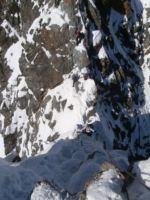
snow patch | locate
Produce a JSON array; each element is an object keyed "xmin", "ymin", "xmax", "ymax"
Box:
[
  {"xmin": 86, "ymin": 169, "xmax": 125, "ymax": 200},
  {"xmin": 31, "ymin": 182, "xmax": 61, "ymax": 200},
  {"xmin": 98, "ymin": 46, "xmax": 108, "ymax": 59},
  {"xmin": 4, "ymin": 40, "xmax": 23, "ymax": 86},
  {"xmin": 92, "ymin": 30, "xmax": 102, "ymax": 47}
]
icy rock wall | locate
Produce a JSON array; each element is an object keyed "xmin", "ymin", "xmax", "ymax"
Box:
[{"xmin": 82, "ymin": 0, "xmax": 150, "ymax": 158}]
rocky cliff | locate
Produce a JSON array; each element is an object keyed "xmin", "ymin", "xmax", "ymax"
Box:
[
  {"xmin": 0, "ymin": 0, "xmax": 150, "ymax": 199},
  {"xmin": 0, "ymin": 0, "xmax": 91, "ymax": 157}
]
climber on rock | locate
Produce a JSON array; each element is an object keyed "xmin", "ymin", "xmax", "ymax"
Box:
[{"xmin": 75, "ymin": 28, "xmax": 85, "ymax": 45}]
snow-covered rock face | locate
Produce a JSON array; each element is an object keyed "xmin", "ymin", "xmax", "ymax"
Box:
[
  {"xmin": 85, "ymin": 169, "xmax": 125, "ymax": 200},
  {"xmin": 85, "ymin": 0, "xmax": 150, "ymax": 158},
  {"xmin": 0, "ymin": 0, "xmax": 93, "ymax": 157},
  {"xmin": 0, "ymin": 0, "xmax": 150, "ymax": 199},
  {"xmin": 0, "ymin": 0, "xmax": 150, "ymax": 161}
]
